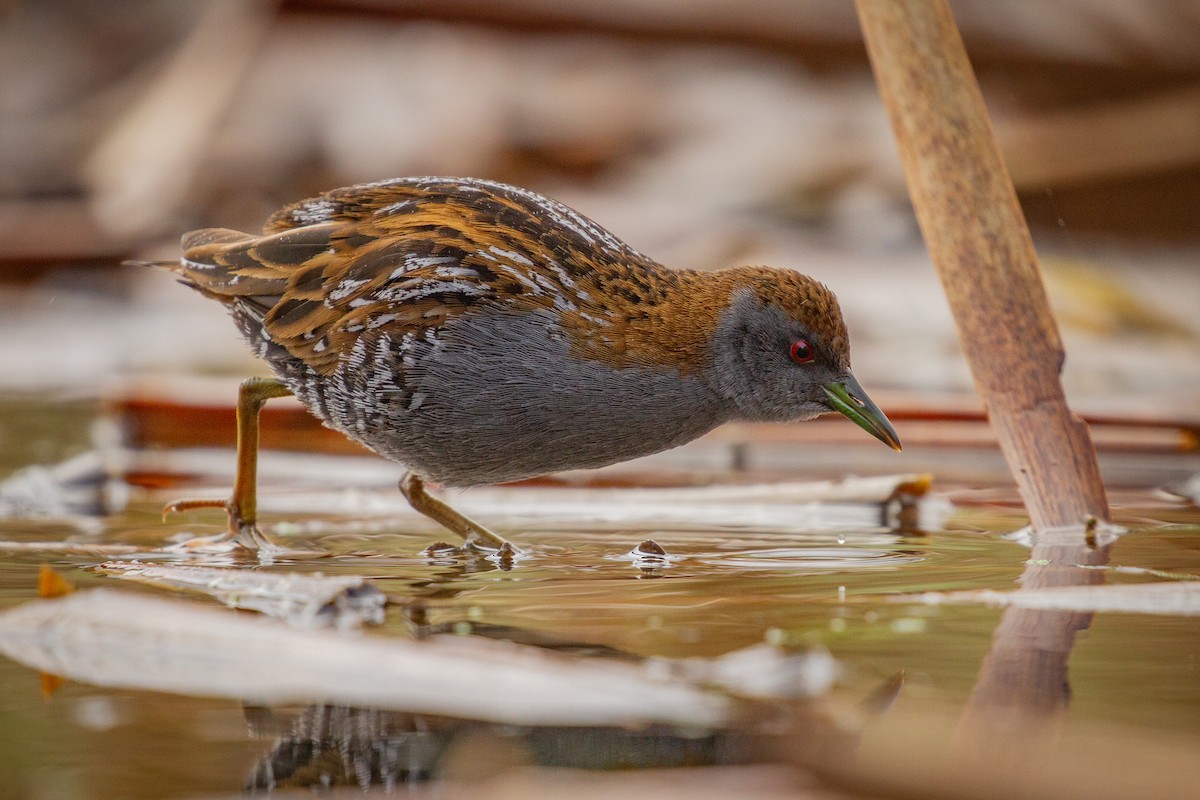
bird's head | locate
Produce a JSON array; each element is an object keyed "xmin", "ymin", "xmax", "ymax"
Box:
[{"xmin": 707, "ymin": 268, "xmax": 901, "ymax": 451}]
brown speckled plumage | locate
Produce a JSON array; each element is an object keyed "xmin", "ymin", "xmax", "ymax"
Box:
[
  {"xmin": 176, "ymin": 178, "xmax": 847, "ymax": 378},
  {"xmin": 159, "ymin": 176, "xmax": 895, "ymax": 504}
]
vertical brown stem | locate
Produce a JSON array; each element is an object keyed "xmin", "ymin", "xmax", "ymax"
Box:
[
  {"xmin": 231, "ymin": 377, "xmax": 292, "ymax": 528},
  {"xmin": 854, "ymin": 0, "xmax": 1109, "ymax": 531}
]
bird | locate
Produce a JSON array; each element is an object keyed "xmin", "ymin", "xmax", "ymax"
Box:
[{"xmin": 139, "ymin": 176, "xmax": 900, "ymax": 554}]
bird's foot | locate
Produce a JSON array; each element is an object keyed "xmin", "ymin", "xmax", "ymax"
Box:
[
  {"xmin": 480, "ymin": 540, "xmax": 521, "ymax": 568},
  {"xmin": 161, "ymin": 497, "xmax": 317, "ymax": 558},
  {"xmin": 399, "ymin": 473, "xmax": 522, "ymax": 557},
  {"xmin": 161, "ymin": 498, "xmax": 242, "ymax": 552},
  {"xmin": 420, "ymin": 539, "xmax": 522, "ymax": 571},
  {"xmin": 162, "ymin": 530, "xmax": 243, "ymax": 555}
]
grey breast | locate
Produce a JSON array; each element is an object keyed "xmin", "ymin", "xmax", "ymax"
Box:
[{"xmin": 334, "ymin": 307, "xmax": 734, "ymax": 486}]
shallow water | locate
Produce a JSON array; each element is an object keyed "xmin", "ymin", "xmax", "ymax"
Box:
[{"xmin": 1, "ymin": 400, "xmax": 1198, "ymax": 798}]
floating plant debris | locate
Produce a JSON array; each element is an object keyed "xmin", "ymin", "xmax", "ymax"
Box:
[
  {"xmin": 93, "ymin": 560, "xmax": 387, "ymax": 628},
  {"xmin": 897, "ymin": 581, "xmax": 1200, "ymax": 616},
  {"xmin": 0, "ymin": 589, "xmax": 836, "ymax": 727}
]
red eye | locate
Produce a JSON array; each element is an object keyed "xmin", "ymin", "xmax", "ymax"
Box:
[{"xmin": 789, "ymin": 340, "xmax": 814, "ymax": 364}]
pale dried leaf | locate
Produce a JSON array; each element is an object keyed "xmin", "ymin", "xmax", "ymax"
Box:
[
  {"xmin": 94, "ymin": 561, "xmax": 386, "ymax": 628},
  {"xmin": 898, "ymin": 581, "xmax": 1200, "ymax": 616},
  {"xmin": 0, "ymin": 589, "xmax": 740, "ymax": 727},
  {"xmin": 0, "ymin": 541, "xmax": 142, "ymax": 556}
]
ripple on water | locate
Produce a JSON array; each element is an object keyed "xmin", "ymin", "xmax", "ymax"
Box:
[{"xmin": 699, "ymin": 546, "xmax": 925, "ymax": 571}]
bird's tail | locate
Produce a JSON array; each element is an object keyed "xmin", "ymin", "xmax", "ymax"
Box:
[
  {"xmin": 123, "ymin": 229, "xmax": 257, "ymax": 276},
  {"xmin": 127, "ymin": 227, "xmax": 294, "ymax": 307},
  {"xmin": 123, "ymin": 258, "xmax": 180, "ymax": 272}
]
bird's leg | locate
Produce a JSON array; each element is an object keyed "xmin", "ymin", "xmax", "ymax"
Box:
[
  {"xmin": 399, "ymin": 473, "xmax": 515, "ymax": 554},
  {"xmin": 163, "ymin": 377, "xmax": 292, "ymax": 551}
]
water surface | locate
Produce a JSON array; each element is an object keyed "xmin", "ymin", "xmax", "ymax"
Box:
[{"xmin": 1, "ymin": 399, "xmax": 1197, "ymax": 798}]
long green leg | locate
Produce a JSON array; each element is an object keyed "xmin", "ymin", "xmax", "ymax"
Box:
[
  {"xmin": 166, "ymin": 378, "xmax": 514, "ymax": 555},
  {"xmin": 399, "ymin": 472, "xmax": 515, "ymax": 553},
  {"xmin": 164, "ymin": 377, "xmax": 292, "ymax": 550}
]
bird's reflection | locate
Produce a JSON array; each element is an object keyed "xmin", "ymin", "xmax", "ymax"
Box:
[
  {"xmin": 244, "ymin": 706, "xmax": 448, "ymax": 791},
  {"xmin": 242, "ymin": 703, "xmax": 761, "ymax": 792},
  {"xmin": 235, "ymin": 521, "xmax": 934, "ymax": 792},
  {"xmin": 239, "ymin": 612, "xmax": 785, "ymax": 792}
]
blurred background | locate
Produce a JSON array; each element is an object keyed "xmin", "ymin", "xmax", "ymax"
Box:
[
  {"xmin": 1, "ymin": 8, "xmax": 1199, "ymax": 797},
  {"xmin": 1, "ymin": 0, "xmax": 1198, "ymax": 407}
]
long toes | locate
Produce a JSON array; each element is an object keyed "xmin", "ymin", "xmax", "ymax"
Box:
[
  {"xmin": 234, "ymin": 525, "xmax": 280, "ymax": 552},
  {"xmin": 162, "ymin": 498, "xmax": 230, "ymax": 520},
  {"xmin": 470, "ymin": 538, "xmax": 525, "ymax": 561},
  {"xmin": 163, "ymin": 532, "xmax": 240, "ymax": 554}
]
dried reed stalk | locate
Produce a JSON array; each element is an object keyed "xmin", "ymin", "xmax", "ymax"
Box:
[{"xmin": 854, "ymin": 0, "xmax": 1109, "ymax": 531}]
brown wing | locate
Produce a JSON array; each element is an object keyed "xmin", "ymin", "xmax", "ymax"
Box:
[{"xmin": 174, "ymin": 177, "xmax": 644, "ymax": 375}]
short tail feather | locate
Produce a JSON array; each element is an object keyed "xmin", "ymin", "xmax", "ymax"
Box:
[
  {"xmin": 180, "ymin": 227, "xmax": 257, "ymax": 252},
  {"xmin": 123, "ymin": 229, "xmax": 257, "ymax": 275},
  {"xmin": 123, "ymin": 258, "xmax": 180, "ymax": 272},
  {"xmin": 127, "ymin": 227, "xmax": 294, "ymax": 305}
]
